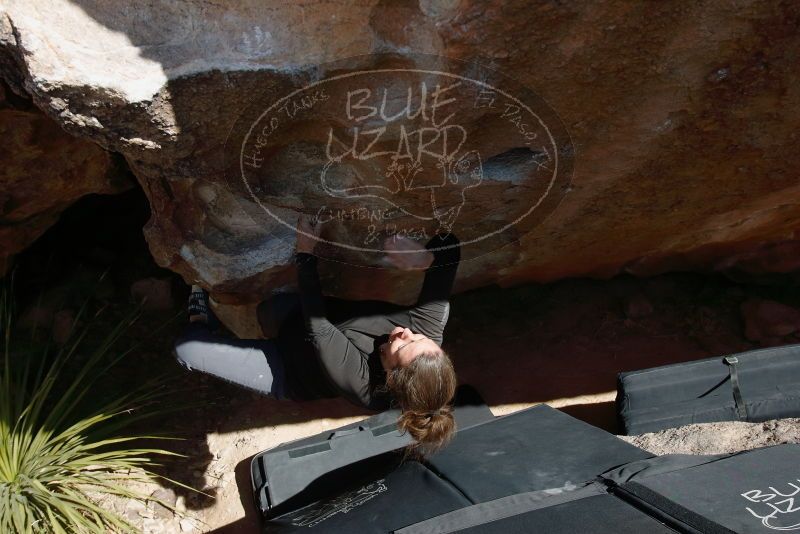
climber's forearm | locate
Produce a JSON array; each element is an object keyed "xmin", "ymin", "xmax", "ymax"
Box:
[
  {"xmin": 295, "ymin": 252, "xmax": 334, "ymax": 336},
  {"xmin": 417, "ymin": 232, "xmax": 461, "ymax": 306}
]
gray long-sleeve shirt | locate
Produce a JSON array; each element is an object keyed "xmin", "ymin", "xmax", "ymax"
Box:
[{"xmin": 277, "ymin": 233, "xmax": 461, "ymax": 410}]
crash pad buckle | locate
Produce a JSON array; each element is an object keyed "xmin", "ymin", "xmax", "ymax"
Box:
[{"xmin": 724, "ymin": 356, "xmax": 747, "ymax": 420}]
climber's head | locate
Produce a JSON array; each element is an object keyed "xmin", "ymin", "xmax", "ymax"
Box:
[
  {"xmin": 381, "ymin": 326, "xmax": 457, "ymax": 456},
  {"xmin": 379, "ymin": 326, "xmax": 441, "ymax": 370}
]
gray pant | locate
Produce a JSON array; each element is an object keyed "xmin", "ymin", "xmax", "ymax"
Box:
[{"xmin": 173, "ymin": 322, "xmax": 288, "ymax": 399}]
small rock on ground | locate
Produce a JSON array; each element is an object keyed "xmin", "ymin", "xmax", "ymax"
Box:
[
  {"xmin": 51, "ymin": 308, "xmax": 76, "ymax": 344},
  {"xmin": 740, "ymin": 298, "xmax": 800, "ymax": 343},
  {"xmin": 150, "ymin": 487, "xmax": 177, "ymax": 520},
  {"xmin": 624, "ymin": 293, "xmax": 653, "ymax": 319}
]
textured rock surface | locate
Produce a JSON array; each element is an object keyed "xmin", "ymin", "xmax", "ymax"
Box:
[
  {"xmin": 740, "ymin": 298, "xmax": 800, "ymax": 345},
  {"xmin": 3, "ymin": 1, "xmax": 800, "ymax": 335},
  {"xmin": 0, "ymin": 79, "xmax": 130, "ymax": 274}
]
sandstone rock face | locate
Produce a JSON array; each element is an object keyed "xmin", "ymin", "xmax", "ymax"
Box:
[
  {"xmin": 2, "ymin": 1, "xmax": 800, "ymax": 335},
  {"xmin": 0, "ymin": 79, "xmax": 130, "ymax": 274},
  {"xmin": 740, "ymin": 298, "xmax": 800, "ymax": 345}
]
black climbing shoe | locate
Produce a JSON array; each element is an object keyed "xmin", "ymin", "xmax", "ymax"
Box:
[{"xmin": 188, "ymin": 284, "xmax": 220, "ymax": 329}]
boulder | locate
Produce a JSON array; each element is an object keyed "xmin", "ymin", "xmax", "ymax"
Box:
[
  {"xmin": 740, "ymin": 298, "xmax": 800, "ymax": 344},
  {"xmin": 2, "ymin": 1, "xmax": 800, "ymax": 336},
  {"xmin": 0, "ymin": 78, "xmax": 131, "ymax": 274}
]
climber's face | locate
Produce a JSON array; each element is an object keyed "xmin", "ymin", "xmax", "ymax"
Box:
[{"xmin": 379, "ymin": 326, "xmax": 441, "ymax": 371}]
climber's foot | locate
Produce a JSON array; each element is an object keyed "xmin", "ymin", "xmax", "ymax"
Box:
[{"xmin": 188, "ymin": 285, "xmax": 219, "ymax": 329}]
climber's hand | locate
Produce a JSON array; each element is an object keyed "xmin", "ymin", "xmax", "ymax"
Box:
[
  {"xmin": 383, "ymin": 235, "xmax": 434, "ymax": 271},
  {"xmin": 296, "ymin": 215, "xmax": 322, "ymax": 254}
]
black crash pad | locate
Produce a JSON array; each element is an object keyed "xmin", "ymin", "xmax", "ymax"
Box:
[
  {"xmin": 263, "ymin": 461, "xmax": 471, "ymax": 533},
  {"xmin": 251, "ymin": 385, "xmax": 493, "ymax": 517},
  {"xmin": 617, "ymin": 344, "xmax": 800, "ymax": 435},
  {"xmin": 604, "ymin": 444, "xmax": 800, "ymax": 533},
  {"xmin": 427, "ymin": 404, "xmax": 652, "ymax": 503},
  {"xmin": 396, "ymin": 484, "xmax": 678, "ymax": 534}
]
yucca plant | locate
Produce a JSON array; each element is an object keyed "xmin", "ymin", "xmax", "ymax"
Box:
[{"xmin": 0, "ymin": 277, "xmax": 187, "ymax": 533}]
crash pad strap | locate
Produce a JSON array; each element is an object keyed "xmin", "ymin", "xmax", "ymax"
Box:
[
  {"xmin": 723, "ymin": 356, "xmax": 747, "ymax": 420},
  {"xmin": 615, "ymin": 482, "xmax": 735, "ymax": 534},
  {"xmin": 395, "ymin": 483, "xmax": 604, "ymax": 534}
]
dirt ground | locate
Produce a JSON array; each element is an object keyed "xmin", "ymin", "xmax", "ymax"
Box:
[{"xmin": 621, "ymin": 418, "xmax": 800, "ymax": 456}]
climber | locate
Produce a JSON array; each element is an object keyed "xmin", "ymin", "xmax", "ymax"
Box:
[{"xmin": 173, "ymin": 216, "xmax": 462, "ymax": 455}]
